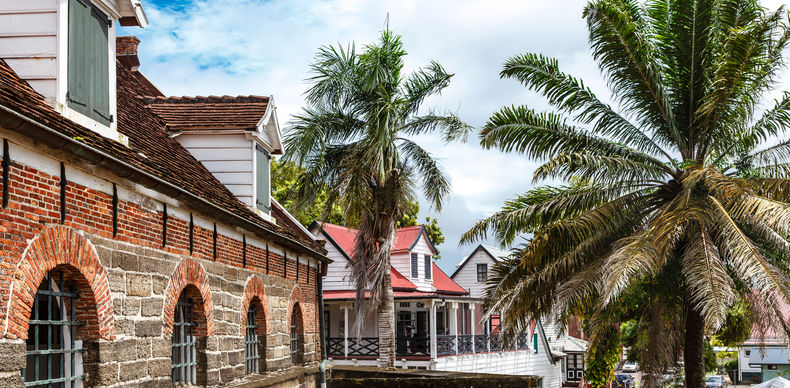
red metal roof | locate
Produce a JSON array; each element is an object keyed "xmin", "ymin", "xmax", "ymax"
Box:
[
  {"xmin": 392, "ymin": 225, "xmax": 422, "ymax": 252},
  {"xmin": 431, "ymin": 262, "xmax": 466, "ymax": 294},
  {"xmin": 319, "ymin": 223, "xmax": 417, "ymax": 289},
  {"xmin": 324, "ymin": 289, "xmax": 467, "ymax": 301},
  {"xmin": 319, "ymin": 222, "xmax": 467, "ymax": 295}
]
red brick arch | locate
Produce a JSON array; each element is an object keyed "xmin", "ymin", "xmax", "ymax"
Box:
[
  {"xmin": 162, "ymin": 257, "xmax": 215, "ymax": 337},
  {"xmin": 287, "ymin": 285, "xmax": 306, "ymax": 329},
  {"xmin": 240, "ymin": 275, "xmax": 270, "ymax": 336},
  {"xmin": 3, "ymin": 226, "xmax": 115, "ymax": 340}
]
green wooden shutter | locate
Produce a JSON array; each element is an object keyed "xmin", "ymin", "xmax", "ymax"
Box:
[
  {"xmin": 67, "ymin": 0, "xmax": 110, "ymax": 126},
  {"xmin": 89, "ymin": 6, "xmax": 110, "ymax": 124},
  {"xmin": 533, "ymin": 333, "xmax": 538, "ymax": 353},
  {"xmin": 67, "ymin": 0, "xmax": 89, "ymax": 111},
  {"xmin": 255, "ymin": 145, "xmax": 270, "ymax": 213}
]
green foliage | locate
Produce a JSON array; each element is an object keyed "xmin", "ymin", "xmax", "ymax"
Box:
[
  {"xmin": 469, "ymin": 0, "xmax": 790, "ymax": 383},
  {"xmin": 275, "ymin": 160, "xmax": 446, "ymax": 258},
  {"xmin": 714, "ymin": 299, "xmax": 753, "ymax": 347},
  {"xmin": 271, "ymin": 159, "xmax": 345, "ymax": 227},
  {"xmin": 586, "ymin": 325, "xmax": 621, "ymax": 388},
  {"xmin": 704, "ymin": 342, "xmax": 718, "ymax": 373},
  {"xmin": 285, "ymin": 28, "xmax": 469, "ymax": 361},
  {"xmin": 722, "ymin": 359, "xmax": 738, "ymax": 372}
]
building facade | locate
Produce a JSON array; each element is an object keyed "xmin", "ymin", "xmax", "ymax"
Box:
[
  {"xmin": 312, "ymin": 223, "xmax": 562, "ymax": 386},
  {"xmin": 0, "ymin": 1, "xmax": 329, "ymax": 387},
  {"xmin": 452, "ymin": 245, "xmax": 589, "ymax": 388}
]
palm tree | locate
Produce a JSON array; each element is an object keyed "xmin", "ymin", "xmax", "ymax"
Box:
[
  {"xmin": 462, "ymin": 0, "xmax": 790, "ymax": 386},
  {"xmin": 285, "ymin": 28, "xmax": 469, "ymax": 367}
]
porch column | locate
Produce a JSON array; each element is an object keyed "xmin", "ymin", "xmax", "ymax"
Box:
[
  {"xmin": 470, "ymin": 303, "xmax": 476, "ymax": 353},
  {"xmin": 343, "ymin": 305, "xmax": 349, "ymax": 357},
  {"xmin": 429, "ymin": 301, "xmax": 437, "ymax": 360},
  {"xmin": 449, "ymin": 302, "xmax": 458, "ymax": 354}
]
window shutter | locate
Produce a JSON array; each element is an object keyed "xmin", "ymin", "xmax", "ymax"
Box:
[
  {"xmin": 424, "ymin": 255, "xmax": 431, "ymax": 279},
  {"xmin": 410, "ymin": 253, "xmax": 418, "ymax": 278},
  {"xmin": 67, "ymin": 0, "xmax": 89, "ymax": 110},
  {"xmin": 533, "ymin": 333, "xmax": 538, "ymax": 353},
  {"xmin": 89, "ymin": 6, "xmax": 110, "ymax": 124},
  {"xmin": 255, "ymin": 145, "xmax": 270, "ymax": 213},
  {"xmin": 68, "ymin": 0, "xmax": 110, "ymax": 125}
]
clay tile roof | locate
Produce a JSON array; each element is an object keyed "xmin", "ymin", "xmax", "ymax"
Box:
[
  {"xmin": 0, "ymin": 58, "xmax": 325, "ymax": 258},
  {"xmin": 144, "ymin": 94, "xmax": 270, "ymax": 131}
]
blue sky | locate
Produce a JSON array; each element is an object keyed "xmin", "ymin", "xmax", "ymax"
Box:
[{"xmin": 121, "ymin": 0, "xmax": 790, "ymax": 275}]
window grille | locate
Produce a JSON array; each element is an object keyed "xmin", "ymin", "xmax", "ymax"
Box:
[
  {"xmin": 290, "ymin": 306, "xmax": 303, "ymax": 364},
  {"xmin": 22, "ymin": 270, "xmax": 85, "ymax": 388},
  {"xmin": 245, "ymin": 307, "xmax": 259, "ymax": 374},
  {"xmin": 172, "ymin": 293, "xmax": 197, "ymax": 385},
  {"xmin": 477, "ymin": 263, "xmax": 488, "ymax": 282}
]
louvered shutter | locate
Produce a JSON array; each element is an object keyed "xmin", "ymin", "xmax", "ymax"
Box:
[
  {"xmin": 255, "ymin": 144, "xmax": 271, "ymax": 213},
  {"xmin": 67, "ymin": 0, "xmax": 110, "ymax": 125},
  {"xmin": 89, "ymin": 5, "xmax": 110, "ymax": 124},
  {"xmin": 67, "ymin": 0, "xmax": 89, "ymax": 111}
]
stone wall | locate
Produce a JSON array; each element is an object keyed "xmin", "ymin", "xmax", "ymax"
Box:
[{"xmin": 0, "ymin": 132, "xmax": 324, "ymax": 387}]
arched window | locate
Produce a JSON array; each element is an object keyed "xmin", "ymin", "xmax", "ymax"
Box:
[
  {"xmin": 244, "ymin": 298, "xmax": 267, "ymax": 374},
  {"xmin": 290, "ymin": 304, "xmax": 304, "ymax": 365},
  {"xmin": 171, "ymin": 288, "xmax": 208, "ymax": 385},
  {"xmin": 22, "ymin": 270, "xmax": 85, "ymax": 387},
  {"xmin": 246, "ymin": 306, "xmax": 259, "ymax": 373}
]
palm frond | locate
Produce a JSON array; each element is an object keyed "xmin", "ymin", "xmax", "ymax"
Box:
[{"xmin": 499, "ymin": 53, "xmax": 673, "ymax": 161}]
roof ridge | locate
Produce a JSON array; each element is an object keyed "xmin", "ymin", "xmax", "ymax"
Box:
[{"xmin": 143, "ymin": 95, "xmax": 270, "ymax": 104}]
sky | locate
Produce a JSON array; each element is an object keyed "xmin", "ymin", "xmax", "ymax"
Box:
[{"xmin": 121, "ymin": 0, "xmax": 789, "ymax": 275}]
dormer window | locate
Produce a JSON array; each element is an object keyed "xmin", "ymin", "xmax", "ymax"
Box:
[
  {"xmin": 255, "ymin": 144, "xmax": 271, "ymax": 214},
  {"xmin": 67, "ymin": 0, "xmax": 111, "ymax": 126}
]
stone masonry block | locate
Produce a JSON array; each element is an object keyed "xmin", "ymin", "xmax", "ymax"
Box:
[{"xmin": 127, "ymin": 273, "xmax": 152, "ymax": 297}]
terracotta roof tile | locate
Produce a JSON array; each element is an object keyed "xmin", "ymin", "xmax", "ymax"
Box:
[
  {"xmin": 0, "ymin": 59, "xmax": 325, "ymax": 256},
  {"xmin": 143, "ymin": 95, "xmax": 270, "ymax": 131}
]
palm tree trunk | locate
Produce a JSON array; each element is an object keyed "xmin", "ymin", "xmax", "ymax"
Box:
[
  {"xmin": 377, "ymin": 256, "xmax": 395, "ymax": 367},
  {"xmin": 684, "ymin": 300, "xmax": 705, "ymax": 388}
]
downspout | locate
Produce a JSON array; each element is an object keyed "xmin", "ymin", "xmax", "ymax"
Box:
[{"xmin": 318, "ymin": 264, "xmax": 328, "ymax": 388}]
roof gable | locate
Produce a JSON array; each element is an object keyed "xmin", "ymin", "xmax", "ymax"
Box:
[
  {"xmin": 314, "ymin": 222, "xmax": 466, "ymax": 295},
  {"xmin": 451, "ymin": 244, "xmax": 510, "ymax": 278}
]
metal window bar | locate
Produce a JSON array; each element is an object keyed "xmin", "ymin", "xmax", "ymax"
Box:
[
  {"xmin": 290, "ymin": 308, "xmax": 301, "ymax": 364},
  {"xmin": 172, "ymin": 294, "xmax": 197, "ymax": 385},
  {"xmin": 21, "ymin": 270, "xmax": 85, "ymax": 388},
  {"xmin": 245, "ymin": 307, "xmax": 259, "ymax": 373}
]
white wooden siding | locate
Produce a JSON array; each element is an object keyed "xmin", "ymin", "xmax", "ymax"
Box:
[
  {"xmin": 452, "ymin": 249, "xmax": 495, "ymax": 299},
  {"xmin": 0, "ymin": 0, "xmax": 58, "ymax": 102},
  {"xmin": 175, "ymin": 133, "xmax": 255, "ymax": 208},
  {"xmin": 390, "ymin": 232, "xmax": 434, "ymax": 291},
  {"xmin": 312, "ymin": 229, "xmax": 354, "ymax": 291}
]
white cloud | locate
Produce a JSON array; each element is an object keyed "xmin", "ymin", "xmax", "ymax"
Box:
[{"xmin": 125, "ymin": 0, "xmax": 790, "ymax": 273}]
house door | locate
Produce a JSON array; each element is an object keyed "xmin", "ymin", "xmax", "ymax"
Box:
[
  {"xmin": 566, "ymin": 353, "xmax": 584, "ymax": 382},
  {"xmin": 416, "ymin": 311, "xmax": 427, "ymax": 338}
]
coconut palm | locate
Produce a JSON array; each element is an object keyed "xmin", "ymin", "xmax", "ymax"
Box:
[
  {"xmin": 462, "ymin": 0, "xmax": 790, "ymax": 386},
  {"xmin": 284, "ymin": 28, "xmax": 469, "ymax": 367}
]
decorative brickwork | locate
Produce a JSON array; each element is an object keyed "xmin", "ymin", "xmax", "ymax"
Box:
[
  {"xmin": 163, "ymin": 257, "xmax": 215, "ymax": 337},
  {"xmin": 3, "ymin": 226, "xmax": 115, "ymax": 340},
  {"xmin": 240, "ymin": 275, "xmax": 270, "ymax": 336},
  {"xmin": 287, "ymin": 285, "xmax": 305, "ymax": 329}
]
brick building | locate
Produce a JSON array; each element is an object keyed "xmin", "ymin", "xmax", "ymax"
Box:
[{"xmin": 0, "ymin": 1, "xmax": 329, "ymax": 387}]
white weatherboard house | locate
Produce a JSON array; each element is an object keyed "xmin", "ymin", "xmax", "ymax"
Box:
[
  {"xmin": 313, "ymin": 223, "xmax": 564, "ymax": 387},
  {"xmin": 452, "ymin": 244, "xmax": 590, "ymax": 387}
]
